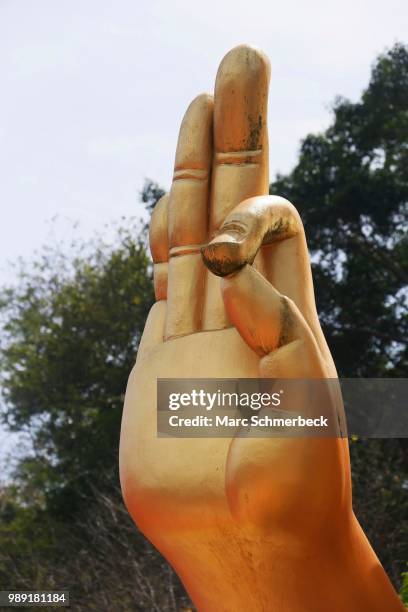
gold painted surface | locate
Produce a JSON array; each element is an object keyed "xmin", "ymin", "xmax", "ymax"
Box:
[{"xmin": 120, "ymin": 45, "xmax": 404, "ymax": 611}]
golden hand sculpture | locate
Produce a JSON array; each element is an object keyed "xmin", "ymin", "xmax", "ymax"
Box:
[{"xmin": 120, "ymin": 45, "xmax": 403, "ymax": 611}]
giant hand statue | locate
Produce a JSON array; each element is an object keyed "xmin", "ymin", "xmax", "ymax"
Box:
[{"xmin": 120, "ymin": 45, "xmax": 404, "ymax": 611}]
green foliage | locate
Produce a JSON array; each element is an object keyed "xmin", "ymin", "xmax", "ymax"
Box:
[
  {"xmin": 401, "ymin": 566, "xmax": 408, "ymax": 605},
  {"xmin": 271, "ymin": 43, "xmax": 408, "ymax": 377},
  {"xmin": 140, "ymin": 178, "xmax": 166, "ymax": 212},
  {"xmin": 0, "ymin": 221, "xmax": 154, "ymax": 518},
  {"xmin": 349, "ymin": 437, "xmax": 408, "ymax": 589}
]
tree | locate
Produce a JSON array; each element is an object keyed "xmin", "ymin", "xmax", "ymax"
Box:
[
  {"xmin": 0, "ymin": 221, "xmax": 154, "ymax": 519},
  {"xmin": 140, "ymin": 179, "xmax": 166, "ymax": 214},
  {"xmin": 271, "ymin": 43, "xmax": 408, "ymax": 377}
]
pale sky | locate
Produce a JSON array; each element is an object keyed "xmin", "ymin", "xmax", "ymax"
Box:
[
  {"xmin": 0, "ymin": 0, "xmax": 407, "ymax": 458},
  {"xmin": 1, "ymin": 0, "xmax": 407, "ymax": 279}
]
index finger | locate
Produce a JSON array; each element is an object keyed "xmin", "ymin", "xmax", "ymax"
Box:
[{"xmin": 210, "ymin": 44, "xmax": 270, "ymax": 233}]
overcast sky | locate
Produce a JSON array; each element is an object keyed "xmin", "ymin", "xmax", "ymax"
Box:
[
  {"xmin": 1, "ymin": 0, "xmax": 407, "ymax": 278},
  {"xmin": 0, "ymin": 1, "xmax": 407, "ymax": 458}
]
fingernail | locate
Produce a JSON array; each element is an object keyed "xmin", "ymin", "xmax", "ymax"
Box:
[{"xmin": 201, "ymin": 237, "xmax": 248, "ymax": 277}]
